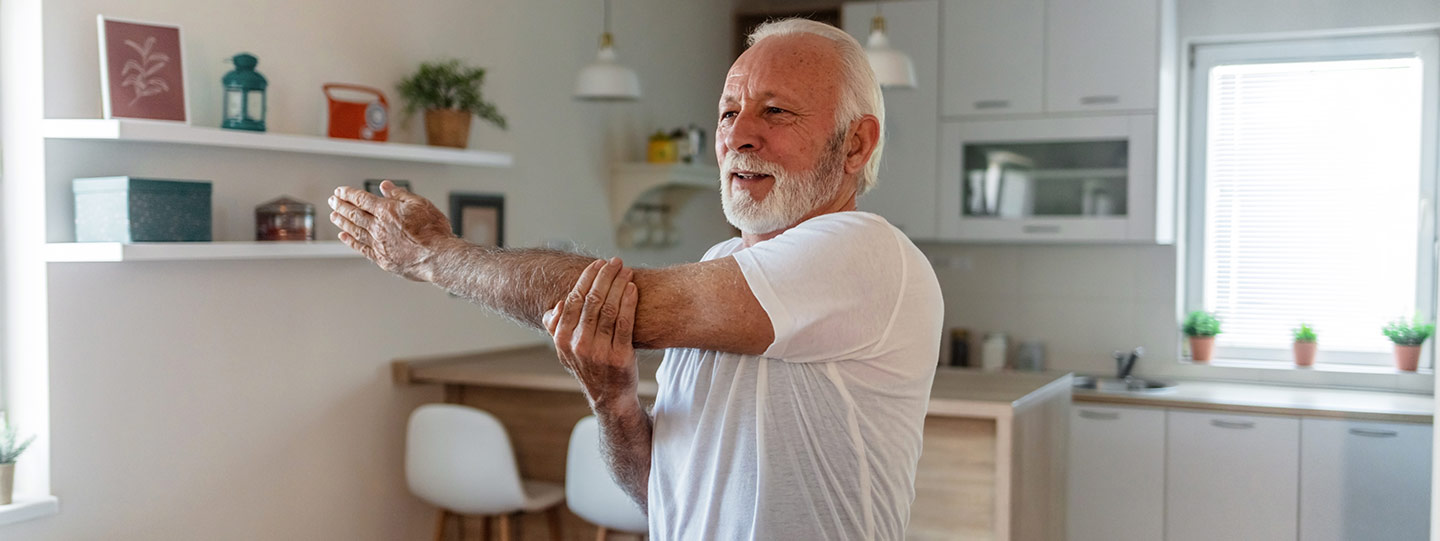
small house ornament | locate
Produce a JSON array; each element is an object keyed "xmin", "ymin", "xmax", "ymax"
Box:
[{"xmin": 222, "ymin": 53, "xmax": 267, "ymax": 131}]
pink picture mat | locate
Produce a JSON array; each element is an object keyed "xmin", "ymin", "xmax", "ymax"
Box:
[{"xmin": 98, "ymin": 16, "xmax": 188, "ymax": 122}]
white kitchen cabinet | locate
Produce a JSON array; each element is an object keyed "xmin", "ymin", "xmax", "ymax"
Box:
[
  {"xmin": 1299, "ymin": 418, "xmax": 1432, "ymax": 541},
  {"xmin": 842, "ymin": 0, "xmax": 941, "ymax": 239},
  {"xmin": 1165, "ymin": 410, "xmax": 1300, "ymax": 541},
  {"xmin": 1044, "ymin": 0, "xmax": 1159, "ymax": 113},
  {"xmin": 937, "ymin": 114, "xmax": 1158, "ymax": 242},
  {"xmin": 940, "ymin": 0, "xmax": 1045, "ymax": 117},
  {"xmin": 1067, "ymin": 405, "xmax": 1164, "ymax": 541}
]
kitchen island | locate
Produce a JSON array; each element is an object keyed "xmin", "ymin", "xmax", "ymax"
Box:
[{"xmin": 393, "ymin": 345, "xmax": 1071, "ymax": 541}]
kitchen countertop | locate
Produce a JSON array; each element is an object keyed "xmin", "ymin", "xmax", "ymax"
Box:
[
  {"xmin": 1074, "ymin": 379, "xmax": 1434, "ymax": 423},
  {"xmin": 392, "ymin": 345, "xmax": 1072, "ymax": 420}
]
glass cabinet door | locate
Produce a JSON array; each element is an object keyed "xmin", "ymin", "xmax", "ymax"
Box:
[{"xmin": 961, "ymin": 140, "xmax": 1129, "ymax": 219}]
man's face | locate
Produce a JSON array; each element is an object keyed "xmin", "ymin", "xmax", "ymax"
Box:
[{"xmin": 716, "ymin": 34, "xmax": 849, "ymax": 235}]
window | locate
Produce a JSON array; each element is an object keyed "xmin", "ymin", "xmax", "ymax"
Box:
[{"xmin": 1186, "ymin": 34, "xmax": 1439, "ymax": 366}]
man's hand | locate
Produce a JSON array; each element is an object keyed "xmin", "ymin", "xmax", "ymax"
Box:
[
  {"xmin": 328, "ymin": 180, "xmax": 458, "ymax": 282},
  {"xmin": 544, "ymin": 257, "xmax": 640, "ymax": 409}
]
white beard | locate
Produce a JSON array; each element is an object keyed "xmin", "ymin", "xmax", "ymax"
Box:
[{"xmin": 719, "ymin": 136, "xmax": 846, "ymax": 235}]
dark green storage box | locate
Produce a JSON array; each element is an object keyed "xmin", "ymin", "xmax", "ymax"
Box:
[{"xmin": 73, "ymin": 177, "xmax": 212, "ymax": 242}]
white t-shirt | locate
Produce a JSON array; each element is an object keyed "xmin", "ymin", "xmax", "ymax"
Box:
[{"xmin": 648, "ymin": 211, "xmax": 943, "ymax": 540}]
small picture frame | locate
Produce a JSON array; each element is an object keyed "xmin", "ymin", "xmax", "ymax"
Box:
[
  {"xmin": 97, "ymin": 16, "xmax": 189, "ymax": 122},
  {"xmin": 364, "ymin": 179, "xmax": 411, "ymax": 196},
  {"xmin": 449, "ymin": 193, "xmax": 505, "ymax": 248}
]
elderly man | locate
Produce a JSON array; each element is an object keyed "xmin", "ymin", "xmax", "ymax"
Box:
[{"xmin": 330, "ymin": 18, "xmax": 941, "ymax": 540}]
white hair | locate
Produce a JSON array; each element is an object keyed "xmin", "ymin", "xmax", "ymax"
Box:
[{"xmin": 747, "ymin": 18, "xmax": 885, "ymax": 194}]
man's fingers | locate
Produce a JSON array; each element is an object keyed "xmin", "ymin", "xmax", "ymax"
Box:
[
  {"xmin": 328, "ymin": 196, "xmax": 375, "ymax": 228},
  {"xmin": 338, "ymin": 232, "xmax": 378, "ymax": 262},
  {"xmin": 330, "ymin": 211, "xmax": 371, "ymax": 244},
  {"xmin": 580, "ymin": 258, "xmax": 624, "ymax": 335},
  {"xmin": 333, "ymin": 186, "xmax": 387, "ymax": 214},
  {"xmin": 594, "ymin": 266, "xmax": 632, "ymax": 344},
  {"xmin": 380, "ymin": 180, "xmax": 422, "ymax": 203},
  {"xmin": 614, "ymin": 281, "xmax": 638, "ymax": 350},
  {"xmin": 544, "ymin": 300, "xmax": 564, "ymax": 335}
]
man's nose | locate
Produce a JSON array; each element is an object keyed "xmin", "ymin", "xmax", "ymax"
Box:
[{"xmin": 723, "ymin": 113, "xmax": 762, "ymax": 153}]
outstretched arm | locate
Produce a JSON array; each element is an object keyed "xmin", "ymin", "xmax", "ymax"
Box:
[{"xmin": 329, "ymin": 181, "xmax": 773, "ymax": 353}]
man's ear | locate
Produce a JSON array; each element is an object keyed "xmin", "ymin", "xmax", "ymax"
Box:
[{"xmin": 843, "ymin": 115, "xmax": 881, "ymax": 176}]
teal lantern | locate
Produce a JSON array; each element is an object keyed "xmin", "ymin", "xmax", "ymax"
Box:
[{"xmin": 222, "ymin": 53, "xmax": 267, "ymax": 131}]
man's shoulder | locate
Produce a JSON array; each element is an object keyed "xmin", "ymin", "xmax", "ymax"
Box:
[{"xmin": 701, "ymin": 237, "xmax": 746, "ymax": 262}]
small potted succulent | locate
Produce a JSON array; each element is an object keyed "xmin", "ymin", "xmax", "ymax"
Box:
[
  {"xmin": 1383, "ymin": 315, "xmax": 1434, "ymax": 372},
  {"xmin": 0, "ymin": 422, "xmax": 36, "ymax": 505},
  {"xmin": 397, "ymin": 59, "xmax": 507, "ymax": 148},
  {"xmin": 1292, "ymin": 323, "xmax": 1318, "ymax": 367},
  {"xmin": 1183, "ymin": 310, "xmax": 1221, "ymax": 362}
]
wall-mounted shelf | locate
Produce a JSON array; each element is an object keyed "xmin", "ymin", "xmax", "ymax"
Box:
[
  {"xmin": 43, "ymin": 119, "xmax": 514, "ymax": 167},
  {"xmin": 45, "ymin": 241, "xmax": 364, "ymax": 262},
  {"xmin": 608, "ymin": 162, "xmax": 718, "ymax": 227}
]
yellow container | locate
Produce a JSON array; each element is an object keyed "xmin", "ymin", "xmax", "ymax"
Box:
[{"xmin": 647, "ymin": 139, "xmax": 678, "ymax": 163}]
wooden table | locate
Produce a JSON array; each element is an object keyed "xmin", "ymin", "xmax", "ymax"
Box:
[{"xmin": 394, "ymin": 345, "xmax": 1072, "ymax": 541}]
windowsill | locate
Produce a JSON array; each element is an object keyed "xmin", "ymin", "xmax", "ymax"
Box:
[
  {"xmin": 1184, "ymin": 358, "xmax": 1433, "ymax": 376},
  {"xmin": 0, "ymin": 495, "xmax": 59, "ymax": 527}
]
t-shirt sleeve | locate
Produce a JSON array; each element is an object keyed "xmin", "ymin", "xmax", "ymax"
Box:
[{"xmin": 730, "ymin": 213, "xmax": 907, "ymax": 363}]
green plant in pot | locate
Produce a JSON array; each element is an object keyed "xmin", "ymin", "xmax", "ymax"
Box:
[
  {"xmin": 1182, "ymin": 311, "xmax": 1221, "ymax": 362},
  {"xmin": 0, "ymin": 422, "xmax": 36, "ymax": 505},
  {"xmin": 397, "ymin": 59, "xmax": 507, "ymax": 149},
  {"xmin": 1292, "ymin": 323, "xmax": 1318, "ymax": 367},
  {"xmin": 1383, "ymin": 315, "xmax": 1434, "ymax": 372}
]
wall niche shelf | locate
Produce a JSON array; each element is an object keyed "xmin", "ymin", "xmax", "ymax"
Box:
[
  {"xmin": 45, "ymin": 241, "xmax": 364, "ymax": 262},
  {"xmin": 609, "ymin": 162, "xmax": 718, "ymax": 228},
  {"xmin": 43, "ymin": 119, "xmax": 514, "ymax": 167}
]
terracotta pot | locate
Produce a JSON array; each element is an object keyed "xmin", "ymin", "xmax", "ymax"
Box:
[
  {"xmin": 424, "ymin": 109, "xmax": 472, "ymax": 148},
  {"xmin": 0, "ymin": 462, "xmax": 13, "ymax": 505},
  {"xmin": 1394, "ymin": 344, "xmax": 1422, "ymax": 372},
  {"xmin": 1293, "ymin": 341, "xmax": 1317, "ymax": 367},
  {"xmin": 1189, "ymin": 336, "xmax": 1215, "ymax": 362}
]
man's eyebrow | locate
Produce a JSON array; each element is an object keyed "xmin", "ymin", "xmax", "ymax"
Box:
[{"xmin": 718, "ymin": 91, "xmax": 777, "ymax": 106}]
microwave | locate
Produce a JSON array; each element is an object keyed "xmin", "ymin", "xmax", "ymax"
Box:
[{"xmin": 937, "ymin": 114, "xmax": 1164, "ymax": 242}]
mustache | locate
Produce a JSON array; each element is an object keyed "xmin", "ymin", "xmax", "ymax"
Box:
[{"xmin": 722, "ymin": 153, "xmax": 785, "ymax": 179}]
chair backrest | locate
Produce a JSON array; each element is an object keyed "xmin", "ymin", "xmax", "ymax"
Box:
[
  {"xmin": 565, "ymin": 416, "xmax": 650, "ymax": 533},
  {"xmin": 406, "ymin": 404, "xmax": 526, "ymax": 514}
]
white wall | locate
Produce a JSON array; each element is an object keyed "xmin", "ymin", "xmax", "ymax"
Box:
[{"xmin": 3, "ymin": 0, "xmax": 735, "ymax": 538}]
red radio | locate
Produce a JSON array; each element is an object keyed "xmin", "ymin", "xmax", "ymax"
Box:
[{"xmin": 323, "ymin": 83, "xmax": 389, "ymax": 141}]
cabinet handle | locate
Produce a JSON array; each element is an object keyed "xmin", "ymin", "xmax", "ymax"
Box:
[
  {"xmin": 1210, "ymin": 419, "xmax": 1255, "ymax": 429},
  {"xmin": 1349, "ymin": 428, "xmax": 1399, "ymax": 438},
  {"xmin": 1078, "ymin": 410, "xmax": 1120, "ymax": 421},
  {"xmin": 1022, "ymin": 225, "xmax": 1061, "ymax": 234},
  {"xmin": 1080, "ymin": 95, "xmax": 1121, "ymax": 105},
  {"xmin": 973, "ymin": 99, "xmax": 1011, "ymax": 110}
]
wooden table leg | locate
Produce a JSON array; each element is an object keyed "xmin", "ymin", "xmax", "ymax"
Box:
[
  {"xmin": 546, "ymin": 506, "xmax": 564, "ymax": 541},
  {"xmin": 497, "ymin": 513, "xmax": 512, "ymax": 541},
  {"xmin": 479, "ymin": 515, "xmax": 491, "ymax": 541},
  {"xmin": 594, "ymin": 526, "xmax": 608, "ymax": 541}
]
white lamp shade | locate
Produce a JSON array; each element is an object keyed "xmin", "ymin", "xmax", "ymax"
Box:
[
  {"xmin": 866, "ymin": 29, "xmax": 917, "ymax": 89},
  {"xmin": 574, "ymin": 46, "xmax": 641, "ymax": 101}
]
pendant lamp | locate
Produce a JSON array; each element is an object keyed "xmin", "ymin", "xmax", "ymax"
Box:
[
  {"xmin": 574, "ymin": 0, "xmax": 641, "ymax": 101},
  {"xmin": 865, "ymin": 0, "xmax": 917, "ymax": 89}
]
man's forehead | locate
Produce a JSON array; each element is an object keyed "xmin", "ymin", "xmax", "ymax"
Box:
[{"xmin": 720, "ymin": 35, "xmax": 840, "ymax": 102}]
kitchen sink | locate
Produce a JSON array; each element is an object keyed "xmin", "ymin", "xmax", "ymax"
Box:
[{"xmin": 1073, "ymin": 375, "xmax": 1176, "ymax": 393}]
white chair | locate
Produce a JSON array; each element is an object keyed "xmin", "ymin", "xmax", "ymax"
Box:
[
  {"xmin": 566, "ymin": 416, "xmax": 650, "ymax": 540},
  {"xmin": 406, "ymin": 404, "xmax": 565, "ymax": 541}
]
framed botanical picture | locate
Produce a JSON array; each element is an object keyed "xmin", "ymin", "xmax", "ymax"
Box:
[
  {"xmin": 98, "ymin": 16, "xmax": 188, "ymax": 122},
  {"xmin": 364, "ymin": 179, "xmax": 411, "ymax": 196},
  {"xmin": 449, "ymin": 193, "xmax": 505, "ymax": 248}
]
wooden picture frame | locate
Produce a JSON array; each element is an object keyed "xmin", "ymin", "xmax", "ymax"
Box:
[
  {"xmin": 98, "ymin": 16, "xmax": 190, "ymax": 122},
  {"xmin": 449, "ymin": 193, "xmax": 505, "ymax": 248}
]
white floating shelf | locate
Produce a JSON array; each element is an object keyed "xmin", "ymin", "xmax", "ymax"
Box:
[
  {"xmin": 43, "ymin": 119, "xmax": 513, "ymax": 167},
  {"xmin": 45, "ymin": 241, "xmax": 365, "ymax": 262},
  {"xmin": 609, "ymin": 162, "xmax": 719, "ymax": 226}
]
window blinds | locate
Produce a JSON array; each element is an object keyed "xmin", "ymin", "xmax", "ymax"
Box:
[{"xmin": 1203, "ymin": 57, "xmax": 1423, "ymax": 357}]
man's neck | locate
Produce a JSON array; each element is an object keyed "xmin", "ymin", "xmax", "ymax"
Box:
[{"xmin": 741, "ymin": 189, "xmax": 859, "ymax": 248}]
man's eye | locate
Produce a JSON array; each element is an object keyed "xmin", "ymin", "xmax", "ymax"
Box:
[
  {"xmin": 720, "ymin": 111, "xmax": 738, "ymax": 120},
  {"xmin": 766, "ymin": 107, "xmax": 786, "ymax": 115}
]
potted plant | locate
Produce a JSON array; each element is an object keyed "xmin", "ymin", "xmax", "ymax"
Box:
[
  {"xmin": 1383, "ymin": 315, "xmax": 1435, "ymax": 372},
  {"xmin": 1292, "ymin": 323, "xmax": 1318, "ymax": 367},
  {"xmin": 0, "ymin": 422, "xmax": 35, "ymax": 505},
  {"xmin": 397, "ymin": 59, "xmax": 507, "ymax": 149},
  {"xmin": 1183, "ymin": 311, "xmax": 1221, "ymax": 362}
]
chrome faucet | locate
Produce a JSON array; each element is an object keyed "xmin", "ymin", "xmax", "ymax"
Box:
[{"xmin": 1114, "ymin": 347, "xmax": 1144, "ymax": 379}]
